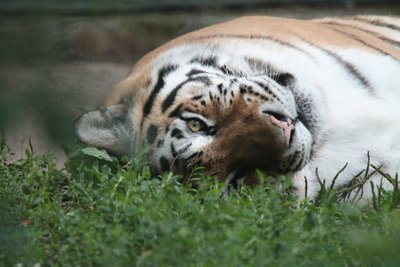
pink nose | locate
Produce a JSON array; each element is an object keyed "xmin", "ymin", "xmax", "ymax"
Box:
[{"xmin": 270, "ymin": 116, "xmax": 294, "ymax": 147}]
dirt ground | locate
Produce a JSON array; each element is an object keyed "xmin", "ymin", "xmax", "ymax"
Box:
[
  {"xmin": 1, "ymin": 6, "xmax": 399, "ymax": 166},
  {"xmin": 1, "ymin": 62, "xmax": 131, "ymax": 165}
]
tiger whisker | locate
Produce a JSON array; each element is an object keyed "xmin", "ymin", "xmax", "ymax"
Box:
[{"xmin": 169, "ymin": 141, "xmax": 192, "ymax": 171}]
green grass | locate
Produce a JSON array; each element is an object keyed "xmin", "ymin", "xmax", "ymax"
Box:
[{"xmin": 1, "ymin": 140, "xmax": 400, "ymax": 267}]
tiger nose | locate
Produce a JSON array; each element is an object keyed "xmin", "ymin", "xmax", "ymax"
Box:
[{"xmin": 269, "ymin": 115, "xmax": 295, "ymax": 147}]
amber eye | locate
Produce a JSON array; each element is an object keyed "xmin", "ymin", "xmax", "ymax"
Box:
[{"xmin": 187, "ymin": 119, "xmax": 204, "ymax": 132}]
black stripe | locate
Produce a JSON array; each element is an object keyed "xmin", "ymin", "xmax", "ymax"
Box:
[
  {"xmin": 352, "ymin": 17, "xmax": 400, "ymax": 33},
  {"xmin": 186, "ymin": 69, "xmax": 208, "ymax": 77},
  {"xmin": 159, "ymin": 156, "xmax": 170, "ymax": 172},
  {"xmin": 324, "ymin": 25, "xmax": 400, "ymax": 63},
  {"xmin": 193, "ymin": 33, "xmax": 315, "ymax": 59},
  {"xmin": 290, "ymin": 152, "xmax": 303, "ymax": 171},
  {"xmin": 157, "ymin": 139, "xmax": 164, "ymax": 148},
  {"xmin": 162, "ymin": 80, "xmax": 190, "ymax": 113},
  {"xmin": 254, "ymin": 81, "xmax": 279, "ymax": 100},
  {"xmin": 162, "ymin": 76, "xmax": 212, "ymax": 112},
  {"xmin": 217, "ymin": 83, "xmax": 223, "ymax": 94},
  {"xmin": 171, "ymin": 128, "xmax": 184, "ymax": 139},
  {"xmin": 169, "ymin": 104, "xmax": 183, "ymax": 118},
  {"xmin": 346, "ymin": 65, "xmax": 371, "ymax": 90},
  {"xmin": 219, "ymin": 65, "xmax": 236, "ymax": 76},
  {"xmin": 371, "ymin": 35, "xmax": 400, "ymax": 48},
  {"xmin": 190, "ymin": 56, "xmax": 218, "ymax": 68},
  {"xmin": 305, "ymin": 41, "xmax": 373, "ymax": 93},
  {"xmin": 321, "ymin": 21, "xmax": 400, "ymax": 48},
  {"xmin": 146, "ymin": 124, "xmax": 158, "ymax": 144},
  {"xmin": 171, "ymin": 144, "xmax": 178, "ymax": 158},
  {"xmin": 191, "ymin": 94, "xmax": 204, "ymax": 101},
  {"xmin": 142, "ymin": 64, "xmax": 178, "ymax": 119},
  {"xmin": 189, "ymin": 57, "xmax": 239, "ymax": 77},
  {"xmin": 194, "ymin": 76, "xmax": 212, "ymax": 86}
]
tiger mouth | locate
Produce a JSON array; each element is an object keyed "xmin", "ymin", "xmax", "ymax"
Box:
[
  {"xmin": 222, "ymin": 170, "xmax": 269, "ymax": 197},
  {"xmin": 222, "ymin": 171, "xmax": 245, "ymax": 198}
]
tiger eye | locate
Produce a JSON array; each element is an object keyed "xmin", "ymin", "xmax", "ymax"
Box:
[{"xmin": 187, "ymin": 120, "xmax": 203, "ymax": 132}]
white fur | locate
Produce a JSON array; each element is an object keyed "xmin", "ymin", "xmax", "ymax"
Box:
[{"xmin": 153, "ymin": 39, "xmax": 400, "ymax": 202}]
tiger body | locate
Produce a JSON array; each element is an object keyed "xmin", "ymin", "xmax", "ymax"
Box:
[{"xmin": 76, "ymin": 16, "xmax": 400, "ymax": 201}]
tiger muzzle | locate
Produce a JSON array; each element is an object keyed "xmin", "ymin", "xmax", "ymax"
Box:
[
  {"xmin": 208, "ymin": 114, "xmax": 292, "ymax": 179},
  {"xmin": 269, "ymin": 115, "xmax": 295, "ymax": 147}
]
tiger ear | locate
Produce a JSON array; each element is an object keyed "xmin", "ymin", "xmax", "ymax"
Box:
[
  {"xmin": 274, "ymin": 73, "xmax": 294, "ymax": 87},
  {"xmin": 75, "ymin": 104, "xmax": 135, "ymax": 157}
]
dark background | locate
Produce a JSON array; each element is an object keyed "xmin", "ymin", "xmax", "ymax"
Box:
[
  {"xmin": 1, "ymin": 0, "xmax": 399, "ymax": 13},
  {"xmin": 0, "ymin": 1, "xmax": 399, "ymax": 164}
]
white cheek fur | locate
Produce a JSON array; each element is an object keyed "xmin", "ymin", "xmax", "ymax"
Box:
[{"xmin": 180, "ymin": 135, "xmax": 213, "ymax": 158}]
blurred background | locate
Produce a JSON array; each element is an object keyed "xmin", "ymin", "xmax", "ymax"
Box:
[{"xmin": 0, "ymin": 0, "xmax": 399, "ymax": 165}]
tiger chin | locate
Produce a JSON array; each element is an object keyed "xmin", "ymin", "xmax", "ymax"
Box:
[{"xmin": 75, "ymin": 15, "xmax": 400, "ymax": 203}]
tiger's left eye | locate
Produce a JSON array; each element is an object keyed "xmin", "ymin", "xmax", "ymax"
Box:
[{"xmin": 187, "ymin": 120, "xmax": 203, "ymax": 132}]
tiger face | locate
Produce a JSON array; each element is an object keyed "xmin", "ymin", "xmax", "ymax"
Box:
[
  {"xmin": 143, "ymin": 62, "xmax": 314, "ymax": 181},
  {"xmin": 75, "ymin": 15, "xmax": 400, "ymax": 200}
]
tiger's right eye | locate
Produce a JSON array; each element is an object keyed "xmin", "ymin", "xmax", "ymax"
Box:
[{"xmin": 187, "ymin": 119, "xmax": 203, "ymax": 132}]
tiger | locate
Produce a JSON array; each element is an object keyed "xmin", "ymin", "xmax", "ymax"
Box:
[{"xmin": 75, "ymin": 15, "xmax": 400, "ymax": 202}]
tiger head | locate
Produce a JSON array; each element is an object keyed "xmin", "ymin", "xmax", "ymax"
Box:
[{"xmin": 75, "ymin": 44, "xmax": 320, "ymax": 183}]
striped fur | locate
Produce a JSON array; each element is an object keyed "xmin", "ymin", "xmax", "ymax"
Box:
[{"xmin": 76, "ymin": 16, "xmax": 400, "ymax": 203}]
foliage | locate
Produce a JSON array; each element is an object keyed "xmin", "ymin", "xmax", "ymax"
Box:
[{"xmin": 1, "ymin": 142, "xmax": 400, "ymax": 266}]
